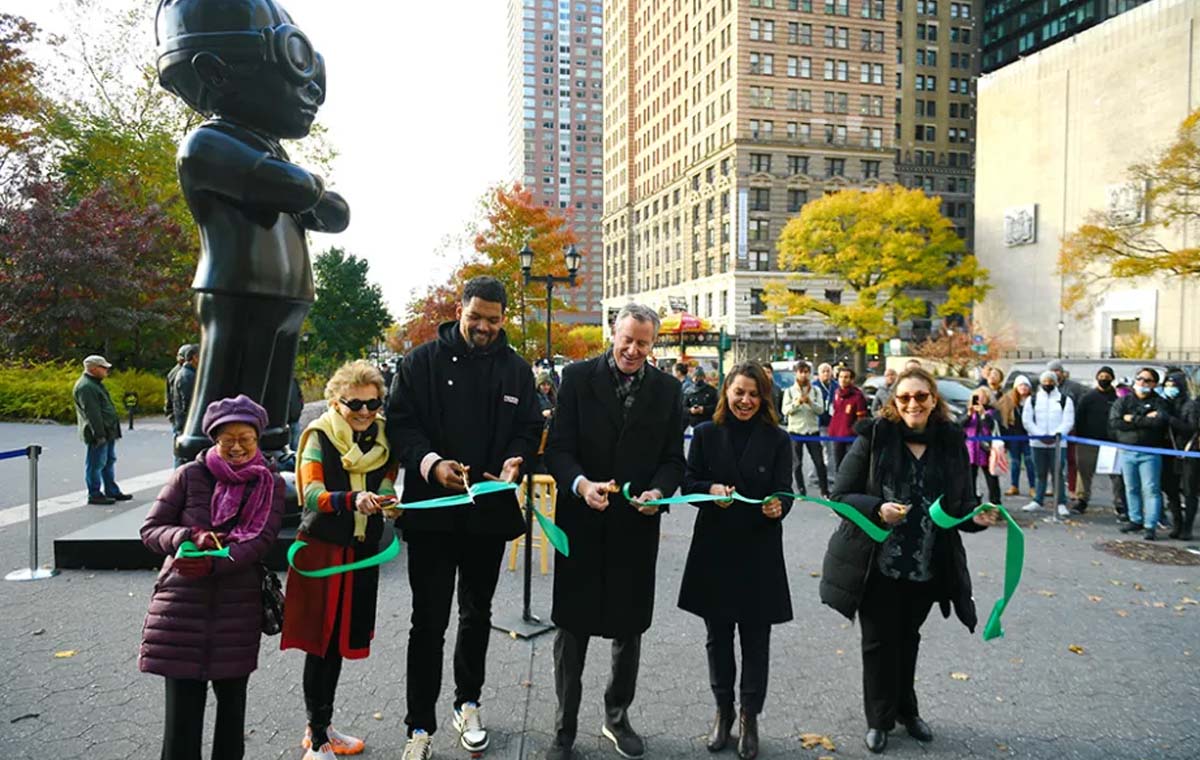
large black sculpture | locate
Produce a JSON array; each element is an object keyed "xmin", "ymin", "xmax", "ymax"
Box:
[{"xmin": 155, "ymin": 0, "xmax": 348, "ymax": 460}]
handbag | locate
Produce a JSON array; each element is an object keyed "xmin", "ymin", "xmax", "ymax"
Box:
[{"xmin": 259, "ymin": 563, "xmax": 285, "ymax": 636}]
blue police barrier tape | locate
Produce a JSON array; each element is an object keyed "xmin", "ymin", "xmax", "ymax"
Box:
[
  {"xmin": 1065, "ymin": 435, "xmax": 1200, "ymax": 460},
  {"xmin": 0, "ymin": 448, "xmax": 29, "ymax": 461}
]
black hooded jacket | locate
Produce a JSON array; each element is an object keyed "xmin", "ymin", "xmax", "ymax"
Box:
[{"xmin": 385, "ymin": 321, "xmax": 543, "ymax": 538}]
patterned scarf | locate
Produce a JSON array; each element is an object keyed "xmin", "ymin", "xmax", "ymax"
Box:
[
  {"xmin": 204, "ymin": 446, "xmax": 274, "ymax": 544},
  {"xmin": 605, "ymin": 349, "xmax": 646, "ymax": 419}
]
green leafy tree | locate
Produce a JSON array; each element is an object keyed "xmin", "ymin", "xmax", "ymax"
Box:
[
  {"xmin": 765, "ymin": 185, "xmax": 989, "ymax": 356},
  {"xmin": 1059, "ymin": 109, "xmax": 1200, "ymax": 314},
  {"xmin": 309, "ymin": 247, "xmax": 393, "ymax": 370}
]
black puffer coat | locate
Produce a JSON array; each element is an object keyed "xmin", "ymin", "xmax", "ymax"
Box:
[{"xmin": 819, "ymin": 416, "xmax": 986, "ymax": 631}]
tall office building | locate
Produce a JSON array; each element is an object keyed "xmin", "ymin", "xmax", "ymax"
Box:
[
  {"xmin": 506, "ymin": 0, "xmax": 606, "ymax": 323},
  {"xmin": 980, "ymin": 0, "xmax": 1148, "ymax": 72},
  {"xmin": 894, "ymin": 0, "xmax": 980, "ymax": 249},
  {"xmin": 601, "ymin": 0, "xmax": 897, "ymax": 353}
]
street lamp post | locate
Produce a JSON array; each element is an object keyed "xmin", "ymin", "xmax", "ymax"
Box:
[
  {"xmin": 1056, "ymin": 320, "xmax": 1065, "ymax": 359},
  {"xmin": 494, "ymin": 242, "xmax": 581, "ymax": 640}
]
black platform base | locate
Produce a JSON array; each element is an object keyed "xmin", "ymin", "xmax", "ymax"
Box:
[
  {"xmin": 54, "ymin": 505, "xmax": 298, "ymax": 571},
  {"xmin": 491, "ymin": 611, "xmax": 555, "ymax": 639}
]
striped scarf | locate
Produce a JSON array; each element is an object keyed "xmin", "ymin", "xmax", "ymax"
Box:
[{"xmin": 605, "ymin": 349, "xmax": 645, "ymax": 419}]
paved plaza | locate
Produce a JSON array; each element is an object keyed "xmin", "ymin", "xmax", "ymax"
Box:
[{"xmin": 1, "ymin": 421, "xmax": 1197, "ymax": 760}]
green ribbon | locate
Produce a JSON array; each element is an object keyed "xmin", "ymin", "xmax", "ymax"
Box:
[
  {"xmin": 928, "ymin": 497, "xmax": 1024, "ymax": 642},
  {"xmin": 533, "ymin": 506, "xmax": 570, "ymax": 557},
  {"xmin": 399, "ymin": 480, "xmax": 518, "ymax": 509},
  {"xmin": 176, "ymin": 540, "xmax": 231, "ymax": 560},
  {"xmin": 621, "ymin": 483, "xmax": 1023, "ymax": 640},
  {"xmin": 287, "ymin": 533, "xmax": 403, "ymax": 578},
  {"xmin": 620, "ymin": 483, "xmax": 891, "ymax": 542}
]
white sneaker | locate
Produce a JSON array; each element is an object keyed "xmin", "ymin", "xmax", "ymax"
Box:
[
  {"xmin": 454, "ymin": 701, "xmax": 489, "ymax": 752},
  {"xmin": 1056, "ymin": 504, "xmax": 1070, "ymax": 518},
  {"xmin": 402, "ymin": 730, "xmax": 433, "ymax": 760},
  {"xmin": 1021, "ymin": 500, "xmax": 1042, "ymax": 512},
  {"xmin": 302, "ymin": 744, "xmax": 336, "ymax": 760}
]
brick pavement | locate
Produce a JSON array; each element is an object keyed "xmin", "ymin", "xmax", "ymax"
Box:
[{"xmin": 2, "ymin": 467, "xmax": 1198, "ymax": 760}]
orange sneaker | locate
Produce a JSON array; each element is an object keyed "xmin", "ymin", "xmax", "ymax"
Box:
[{"xmin": 303, "ymin": 726, "xmax": 366, "ymax": 756}]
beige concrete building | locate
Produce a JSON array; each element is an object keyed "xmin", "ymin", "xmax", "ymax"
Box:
[
  {"xmin": 975, "ymin": 0, "xmax": 1200, "ymax": 359},
  {"xmin": 895, "ymin": 0, "xmax": 980, "ymax": 248},
  {"xmin": 601, "ymin": 0, "xmax": 898, "ymax": 355}
]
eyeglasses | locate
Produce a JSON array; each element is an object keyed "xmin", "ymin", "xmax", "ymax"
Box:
[
  {"xmin": 1135, "ymin": 375, "xmax": 1157, "ymax": 383},
  {"xmin": 216, "ymin": 434, "xmax": 257, "ymax": 450},
  {"xmin": 339, "ymin": 397, "xmax": 383, "ymax": 412},
  {"xmin": 894, "ymin": 391, "xmax": 933, "ymax": 406}
]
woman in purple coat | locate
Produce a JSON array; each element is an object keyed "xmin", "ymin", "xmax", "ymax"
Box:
[
  {"xmin": 959, "ymin": 387, "xmax": 1004, "ymax": 505},
  {"xmin": 139, "ymin": 395, "xmax": 285, "ymax": 760}
]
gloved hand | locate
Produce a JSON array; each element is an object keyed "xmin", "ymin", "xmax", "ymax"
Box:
[{"xmin": 173, "ymin": 556, "xmax": 213, "ymax": 577}]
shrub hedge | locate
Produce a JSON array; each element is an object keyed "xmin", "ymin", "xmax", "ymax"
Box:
[{"xmin": 0, "ymin": 362, "xmax": 166, "ymax": 423}]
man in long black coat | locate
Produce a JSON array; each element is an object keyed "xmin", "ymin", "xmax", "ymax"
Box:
[
  {"xmin": 544, "ymin": 303, "xmax": 685, "ymax": 760},
  {"xmin": 386, "ymin": 276, "xmax": 543, "ymax": 756}
]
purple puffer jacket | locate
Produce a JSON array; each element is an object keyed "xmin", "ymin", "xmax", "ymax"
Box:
[{"xmin": 138, "ymin": 457, "xmax": 284, "ymax": 681}]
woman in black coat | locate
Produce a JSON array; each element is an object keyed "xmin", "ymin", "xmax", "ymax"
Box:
[
  {"xmin": 679, "ymin": 362, "xmax": 792, "ymax": 760},
  {"xmin": 819, "ymin": 367, "xmax": 996, "ymax": 754}
]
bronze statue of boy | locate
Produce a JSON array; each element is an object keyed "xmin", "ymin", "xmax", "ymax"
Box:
[{"xmin": 156, "ymin": 0, "xmax": 348, "ymax": 460}]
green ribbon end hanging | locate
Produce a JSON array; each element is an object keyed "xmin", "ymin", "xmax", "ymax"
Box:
[
  {"xmin": 176, "ymin": 540, "xmax": 231, "ymax": 560},
  {"xmin": 287, "ymin": 533, "xmax": 403, "ymax": 578}
]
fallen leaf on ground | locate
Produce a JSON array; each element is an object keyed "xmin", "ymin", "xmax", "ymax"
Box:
[
  {"xmin": 1090, "ymin": 561, "xmax": 1101, "ymax": 566},
  {"xmin": 53, "ymin": 650, "xmax": 77, "ymax": 658},
  {"xmin": 799, "ymin": 733, "xmax": 836, "ymax": 751},
  {"xmin": 835, "ymin": 649, "xmax": 844, "ymax": 656},
  {"xmin": 1116, "ymin": 610, "xmax": 1129, "ymax": 617},
  {"xmin": 1068, "ymin": 644, "xmax": 1085, "ymax": 655},
  {"xmin": 1133, "ymin": 583, "xmax": 1146, "ymax": 592},
  {"xmin": 1174, "ymin": 605, "xmax": 1187, "ymax": 612},
  {"xmin": 1153, "ymin": 601, "xmax": 1167, "ymax": 608},
  {"xmin": 997, "ymin": 743, "xmax": 1009, "ymax": 751},
  {"xmin": 372, "ymin": 712, "xmax": 383, "ymax": 721},
  {"xmin": 950, "ymin": 672, "xmax": 970, "ymax": 681},
  {"xmin": 1110, "ymin": 580, "xmax": 1125, "ymax": 586},
  {"xmin": 1181, "ymin": 598, "xmax": 1198, "ymax": 605},
  {"xmin": 1035, "ymin": 590, "xmax": 1056, "ymax": 597},
  {"xmin": 1009, "ymin": 658, "xmax": 1023, "ymax": 665},
  {"xmin": 809, "ymin": 571, "xmax": 820, "ymax": 577},
  {"xmin": 30, "ymin": 629, "xmax": 44, "ymax": 636},
  {"xmin": 1087, "ymin": 595, "xmax": 1103, "ymax": 602}
]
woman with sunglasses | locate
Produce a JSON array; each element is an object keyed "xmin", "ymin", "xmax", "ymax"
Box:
[
  {"xmin": 678, "ymin": 362, "xmax": 792, "ymax": 760},
  {"xmin": 819, "ymin": 367, "xmax": 995, "ymax": 754},
  {"xmin": 282, "ymin": 360, "xmax": 399, "ymax": 760}
]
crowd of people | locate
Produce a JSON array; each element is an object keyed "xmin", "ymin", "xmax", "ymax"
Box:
[{"xmin": 100, "ymin": 275, "xmax": 1194, "ymax": 760}]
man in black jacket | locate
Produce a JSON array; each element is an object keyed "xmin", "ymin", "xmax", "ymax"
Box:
[
  {"xmin": 545, "ymin": 303, "xmax": 685, "ymax": 760},
  {"xmin": 683, "ymin": 367, "xmax": 719, "ymax": 429},
  {"xmin": 171, "ymin": 346, "xmax": 199, "ymax": 467},
  {"xmin": 386, "ymin": 276, "xmax": 543, "ymax": 757},
  {"xmin": 1110, "ymin": 368, "xmax": 1171, "ymax": 540},
  {"xmin": 1071, "ymin": 366, "xmax": 1118, "ymax": 513}
]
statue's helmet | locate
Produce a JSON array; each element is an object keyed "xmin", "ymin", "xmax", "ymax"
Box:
[{"xmin": 155, "ymin": 0, "xmax": 324, "ymax": 120}]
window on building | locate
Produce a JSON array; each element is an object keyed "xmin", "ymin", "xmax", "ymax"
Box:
[
  {"xmin": 825, "ymin": 158, "xmax": 846, "ymax": 177},
  {"xmin": 750, "ymin": 188, "xmax": 771, "ymax": 210},
  {"xmin": 750, "ymin": 153, "xmax": 773, "ymax": 172},
  {"xmin": 788, "ymin": 154, "xmax": 809, "ymax": 174},
  {"xmin": 787, "ymin": 188, "xmax": 809, "ymax": 211},
  {"xmin": 863, "ymin": 159, "xmax": 881, "ymax": 178},
  {"xmin": 751, "ymin": 288, "xmax": 767, "ymax": 315}
]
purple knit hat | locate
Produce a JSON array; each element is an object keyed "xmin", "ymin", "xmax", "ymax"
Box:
[{"xmin": 202, "ymin": 394, "xmax": 269, "ymax": 439}]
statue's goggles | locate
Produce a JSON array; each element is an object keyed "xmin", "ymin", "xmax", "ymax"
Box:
[{"xmin": 159, "ymin": 24, "xmax": 324, "ymax": 87}]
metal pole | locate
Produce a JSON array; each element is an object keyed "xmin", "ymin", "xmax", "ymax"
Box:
[
  {"xmin": 523, "ymin": 474, "xmax": 535, "ymax": 622},
  {"xmin": 1050, "ymin": 433, "xmax": 1063, "ymax": 523},
  {"xmin": 6, "ymin": 445, "xmax": 57, "ymax": 581},
  {"xmin": 545, "ymin": 277, "xmax": 554, "ymax": 367}
]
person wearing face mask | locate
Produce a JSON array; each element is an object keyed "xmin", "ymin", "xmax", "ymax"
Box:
[
  {"xmin": 283, "ymin": 361, "xmax": 399, "ymax": 760},
  {"xmin": 1070, "ymin": 367, "xmax": 1119, "ymax": 514},
  {"xmin": 544, "ymin": 303, "xmax": 685, "ymax": 760},
  {"xmin": 1159, "ymin": 373, "xmax": 1193, "ymax": 537},
  {"xmin": 959, "ymin": 388, "xmax": 1003, "ymax": 505},
  {"xmin": 386, "ymin": 276, "xmax": 544, "ymax": 759},
  {"xmin": 998, "ymin": 376, "xmax": 1036, "ymax": 499},
  {"xmin": 1176, "ymin": 392, "xmax": 1200, "ymax": 541},
  {"xmin": 678, "ymin": 362, "xmax": 793, "ymax": 760},
  {"xmin": 814, "ymin": 363, "xmax": 838, "ymax": 477},
  {"xmin": 1020, "ymin": 371, "xmax": 1075, "ymax": 517},
  {"xmin": 1109, "ymin": 368, "xmax": 1171, "ymax": 540},
  {"xmin": 1048, "ymin": 360, "xmax": 1087, "ymax": 503},
  {"xmin": 820, "ymin": 367, "xmax": 995, "ymax": 754}
]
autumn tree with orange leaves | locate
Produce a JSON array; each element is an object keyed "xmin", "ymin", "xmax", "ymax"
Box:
[{"xmin": 395, "ymin": 183, "xmax": 604, "ymax": 362}]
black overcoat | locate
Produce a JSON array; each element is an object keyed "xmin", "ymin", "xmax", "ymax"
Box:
[
  {"xmin": 677, "ymin": 420, "xmax": 794, "ymax": 624},
  {"xmin": 819, "ymin": 417, "xmax": 986, "ymax": 631},
  {"xmin": 545, "ymin": 356, "xmax": 685, "ymax": 638}
]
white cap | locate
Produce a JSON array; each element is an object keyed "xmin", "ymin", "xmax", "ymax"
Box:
[{"xmin": 83, "ymin": 355, "xmax": 112, "ymax": 369}]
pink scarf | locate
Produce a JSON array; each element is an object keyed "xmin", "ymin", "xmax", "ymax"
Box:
[{"xmin": 204, "ymin": 447, "xmax": 274, "ymax": 544}]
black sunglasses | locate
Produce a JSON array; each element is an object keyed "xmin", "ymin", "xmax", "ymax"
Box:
[{"xmin": 339, "ymin": 397, "xmax": 383, "ymax": 412}]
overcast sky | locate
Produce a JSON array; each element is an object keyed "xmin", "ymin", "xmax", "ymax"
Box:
[{"xmin": 6, "ymin": 0, "xmax": 511, "ymax": 318}]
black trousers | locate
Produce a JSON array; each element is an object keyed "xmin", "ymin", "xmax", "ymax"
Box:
[
  {"xmin": 161, "ymin": 675, "xmax": 249, "ymax": 760},
  {"xmin": 792, "ymin": 439, "xmax": 828, "ymax": 495},
  {"xmin": 304, "ymin": 625, "xmax": 343, "ymax": 747},
  {"xmin": 704, "ymin": 619, "xmax": 771, "ymax": 715},
  {"xmin": 1181, "ymin": 459, "xmax": 1200, "ymax": 533},
  {"xmin": 858, "ymin": 573, "xmax": 935, "ymax": 730},
  {"xmin": 404, "ymin": 531, "xmax": 506, "ymax": 735},
  {"xmin": 834, "ymin": 440, "xmax": 853, "ymax": 470},
  {"xmin": 970, "ymin": 464, "xmax": 1002, "ymax": 504},
  {"xmin": 1163, "ymin": 459, "xmax": 1184, "ymax": 522},
  {"xmin": 553, "ymin": 627, "xmax": 641, "ymax": 747}
]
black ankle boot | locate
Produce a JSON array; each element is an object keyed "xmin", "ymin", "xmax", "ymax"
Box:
[
  {"xmin": 736, "ymin": 710, "xmax": 758, "ymax": 760},
  {"xmin": 1169, "ymin": 507, "xmax": 1183, "ymax": 538},
  {"xmin": 707, "ymin": 705, "xmax": 734, "ymax": 752}
]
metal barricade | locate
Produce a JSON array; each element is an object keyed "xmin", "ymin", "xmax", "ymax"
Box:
[{"xmin": 4, "ymin": 445, "xmax": 58, "ymax": 581}]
